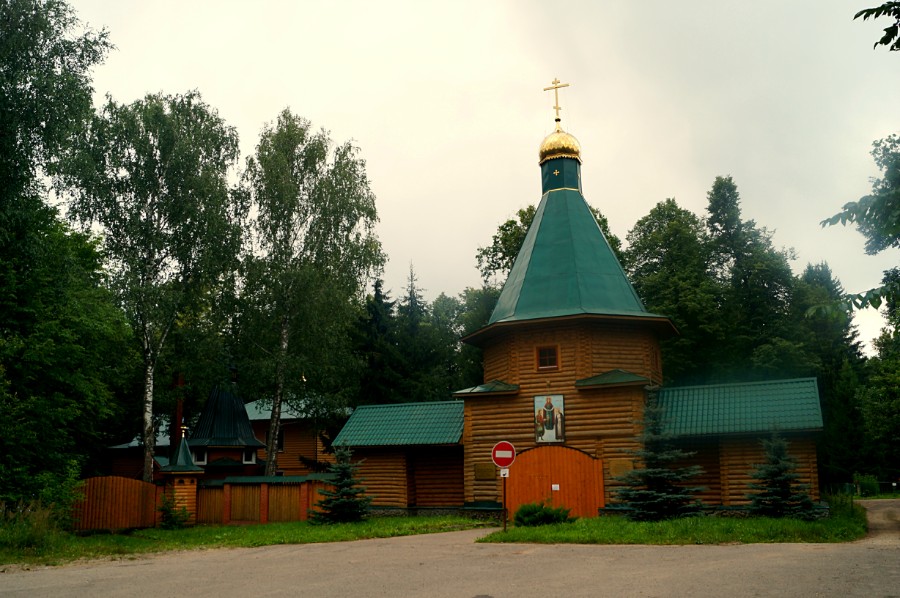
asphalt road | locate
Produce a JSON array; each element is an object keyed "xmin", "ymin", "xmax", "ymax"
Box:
[{"xmin": 2, "ymin": 500, "xmax": 898, "ymax": 598}]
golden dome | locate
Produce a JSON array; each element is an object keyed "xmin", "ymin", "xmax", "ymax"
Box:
[{"xmin": 539, "ymin": 128, "xmax": 582, "ymax": 164}]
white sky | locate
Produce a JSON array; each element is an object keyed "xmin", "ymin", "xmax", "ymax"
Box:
[{"xmin": 69, "ymin": 0, "xmax": 900, "ymax": 352}]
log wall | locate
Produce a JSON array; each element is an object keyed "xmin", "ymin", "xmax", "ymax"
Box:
[
  {"xmin": 482, "ymin": 321, "xmax": 663, "ymax": 386},
  {"xmin": 466, "ymin": 319, "xmax": 657, "ymax": 505},
  {"xmin": 719, "ymin": 436, "xmax": 819, "ymax": 505},
  {"xmin": 251, "ymin": 421, "xmax": 335, "ymax": 476},
  {"xmin": 410, "ymin": 446, "xmax": 465, "ymax": 507},
  {"xmin": 355, "ymin": 449, "xmax": 409, "ymax": 507}
]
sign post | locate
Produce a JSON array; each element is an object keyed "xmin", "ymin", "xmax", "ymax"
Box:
[{"xmin": 492, "ymin": 441, "xmax": 516, "ymax": 532}]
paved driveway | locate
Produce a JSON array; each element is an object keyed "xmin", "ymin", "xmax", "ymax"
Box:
[{"xmin": 2, "ymin": 500, "xmax": 898, "ymax": 598}]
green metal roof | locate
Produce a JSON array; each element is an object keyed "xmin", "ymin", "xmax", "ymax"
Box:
[
  {"xmin": 189, "ymin": 385, "xmax": 265, "ymax": 449},
  {"xmin": 452, "ymin": 379, "xmax": 519, "ymax": 397},
  {"xmin": 244, "ymin": 399, "xmax": 308, "ymax": 421},
  {"xmin": 160, "ymin": 437, "xmax": 202, "ymax": 473},
  {"xmin": 659, "ymin": 378, "xmax": 823, "ymax": 436},
  {"xmin": 576, "ymin": 369, "xmax": 650, "ymax": 388},
  {"xmin": 488, "ymin": 187, "xmax": 665, "ymax": 325},
  {"xmin": 333, "ymin": 401, "xmax": 464, "ymax": 447}
]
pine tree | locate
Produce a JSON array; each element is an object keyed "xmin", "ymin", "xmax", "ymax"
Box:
[
  {"xmin": 615, "ymin": 390, "xmax": 704, "ymax": 521},
  {"xmin": 311, "ymin": 446, "xmax": 372, "ymax": 524},
  {"xmin": 747, "ymin": 433, "xmax": 816, "ymax": 520}
]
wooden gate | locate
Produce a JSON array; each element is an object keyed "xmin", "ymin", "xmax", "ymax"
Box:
[
  {"xmin": 73, "ymin": 476, "xmax": 159, "ymax": 531},
  {"xmin": 506, "ymin": 445, "xmax": 604, "ymax": 519}
]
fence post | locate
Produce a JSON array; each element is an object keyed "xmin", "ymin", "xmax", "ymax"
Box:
[{"xmin": 223, "ymin": 483, "xmax": 232, "ymax": 525}]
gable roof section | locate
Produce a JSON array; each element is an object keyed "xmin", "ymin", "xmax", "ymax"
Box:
[
  {"xmin": 189, "ymin": 385, "xmax": 265, "ymax": 449},
  {"xmin": 333, "ymin": 401, "xmax": 464, "ymax": 447},
  {"xmin": 488, "ymin": 189, "xmax": 665, "ymax": 325},
  {"xmin": 576, "ymin": 369, "xmax": 650, "ymax": 389},
  {"xmin": 452, "ymin": 379, "xmax": 519, "ymax": 397},
  {"xmin": 659, "ymin": 378, "xmax": 823, "ymax": 437},
  {"xmin": 244, "ymin": 399, "xmax": 309, "ymax": 421}
]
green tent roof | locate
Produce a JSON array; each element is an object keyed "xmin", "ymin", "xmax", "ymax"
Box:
[
  {"xmin": 160, "ymin": 437, "xmax": 202, "ymax": 473},
  {"xmin": 333, "ymin": 401, "xmax": 464, "ymax": 447},
  {"xmin": 189, "ymin": 385, "xmax": 265, "ymax": 449},
  {"xmin": 488, "ymin": 188, "xmax": 664, "ymax": 325},
  {"xmin": 658, "ymin": 378, "xmax": 823, "ymax": 436}
]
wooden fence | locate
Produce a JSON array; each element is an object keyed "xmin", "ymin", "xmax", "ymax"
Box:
[
  {"xmin": 73, "ymin": 476, "xmax": 331, "ymax": 531},
  {"xmin": 73, "ymin": 476, "xmax": 160, "ymax": 531}
]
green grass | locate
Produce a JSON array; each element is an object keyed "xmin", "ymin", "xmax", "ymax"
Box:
[
  {"xmin": 0, "ymin": 516, "xmax": 492, "ymax": 567},
  {"xmin": 479, "ymin": 501, "xmax": 868, "ymax": 545}
]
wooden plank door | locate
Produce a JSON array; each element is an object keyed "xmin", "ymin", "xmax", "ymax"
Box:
[{"xmin": 506, "ymin": 445, "xmax": 604, "ymax": 519}]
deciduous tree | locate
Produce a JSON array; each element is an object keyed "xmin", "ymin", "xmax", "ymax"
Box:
[
  {"xmin": 821, "ymin": 134, "xmax": 900, "ymax": 310},
  {"xmin": 236, "ymin": 109, "xmax": 383, "ymax": 475},
  {"xmin": 60, "ymin": 92, "xmax": 244, "ymax": 481}
]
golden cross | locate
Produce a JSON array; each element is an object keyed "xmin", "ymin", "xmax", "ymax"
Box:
[{"xmin": 543, "ymin": 78, "xmax": 570, "ymax": 130}]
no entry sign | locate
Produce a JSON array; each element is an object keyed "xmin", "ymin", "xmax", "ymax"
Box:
[{"xmin": 492, "ymin": 441, "xmax": 516, "ymax": 468}]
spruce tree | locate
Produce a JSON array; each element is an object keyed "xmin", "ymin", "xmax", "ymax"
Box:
[
  {"xmin": 747, "ymin": 433, "xmax": 816, "ymax": 519},
  {"xmin": 615, "ymin": 390, "xmax": 704, "ymax": 521},
  {"xmin": 311, "ymin": 446, "xmax": 372, "ymax": 524}
]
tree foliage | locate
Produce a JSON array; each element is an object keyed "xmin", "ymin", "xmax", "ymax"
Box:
[
  {"xmin": 59, "ymin": 91, "xmax": 244, "ymax": 481},
  {"xmin": 614, "ymin": 391, "xmax": 703, "ymax": 521},
  {"xmin": 855, "ymin": 3, "xmax": 900, "ymax": 51},
  {"xmin": 854, "ymin": 269, "xmax": 900, "ymax": 480},
  {"xmin": 0, "ymin": 0, "xmax": 136, "ymax": 505},
  {"xmin": 821, "ymin": 134, "xmax": 900, "ymax": 310},
  {"xmin": 624, "ymin": 199, "xmax": 720, "ymax": 384},
  {"xmin": 234, "ymin": 109, "xmax": 383, "ymax": 474}
]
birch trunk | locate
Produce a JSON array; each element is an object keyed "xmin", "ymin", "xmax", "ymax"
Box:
[
  {"xmin": 142, "ymin": 358, "xmax": 155, "ymax": 483},
  {"xmin": 265, "ymin": 316, "xmax": 289, "ymax": 476}
]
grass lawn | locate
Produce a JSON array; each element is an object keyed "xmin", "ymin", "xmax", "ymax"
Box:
[
  {"xmin": 1, "ymin": 498, "xmax": 872, "ymax": 566},
  {"xmin": 0, "ymin": 516, "xmax": 493, "ymax": 567},
  {"xmin": 479, "ymin": 500, "xmax": 868, "ymax": 545}
]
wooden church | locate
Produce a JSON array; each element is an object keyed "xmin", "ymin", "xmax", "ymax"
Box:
[{"xmin": 334, "ymin": 80, "xmax": 823, "ymax": 518}]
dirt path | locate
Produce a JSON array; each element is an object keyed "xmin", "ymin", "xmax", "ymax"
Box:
[
  {"xmin": 1, "ymin": 500, "xmax": 898, "ymax": 597},
  {"xmin": 857, "ymin": 498, "xmax": 900, "ymax": 544}
]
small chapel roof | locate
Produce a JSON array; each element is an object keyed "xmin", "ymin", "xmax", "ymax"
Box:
[
  {"xmin": 333, "ymin": 401, "xmax": 464, "ymax": 447},
  {"xmin": 189, "ymin": 385, "xmax": 265, "ymax": 449}
]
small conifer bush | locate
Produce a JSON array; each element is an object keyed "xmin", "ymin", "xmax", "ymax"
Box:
[
  {"xmin": 311, "ymin": 446, "xmax": 372, "ymax": 524},
  {"xmin": 615, "ymin": 390, "xmax": 704, "ymax": 521},
  {"xmin": 747, "ymin": 433, "xmax": 816, "ymax": 520}
]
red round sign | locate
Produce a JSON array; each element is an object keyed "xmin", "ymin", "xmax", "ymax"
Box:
[{"xmin": 491, "ymin": 441, "xmax": 516, "ymax": 468}]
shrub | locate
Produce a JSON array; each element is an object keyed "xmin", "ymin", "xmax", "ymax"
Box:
[
  {"xmin": 0, "ymin": 501, "xmax": 61, "ymax": 552},
  {"xmin": 513, "ymin": 501, "xmax": 576, "ymax": 527},
  {"xmin": 853, "ymin": 473, "xmax": 879, "ymax": 497},
  {"xmin": 157, "ymin": 493, "xmax": 190, "ymax": 530}
]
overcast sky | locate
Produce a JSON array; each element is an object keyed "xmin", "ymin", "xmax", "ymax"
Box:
[{"xmin": 69, "ymin": 0, "xmax": 900, "ymax": 351}]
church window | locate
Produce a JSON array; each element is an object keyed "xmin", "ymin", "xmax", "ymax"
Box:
[
  {"xmin": 242, "ymin": 449, "xmax": 257, "ymax": 464},
  {"xmin": 536, "ymin": 346, "xmax": 559, "ymax": 370}
]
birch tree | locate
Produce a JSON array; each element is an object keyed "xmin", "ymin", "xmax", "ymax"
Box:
[
  {"xmin": 238, "ymin": 109, "xmax": 382, "ymax": 475},
  {"xmin": 60, "ymin": 92, "xmax": 244, "ymax": 481}
]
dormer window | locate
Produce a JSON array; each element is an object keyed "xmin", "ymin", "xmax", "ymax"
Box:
[
  {"xmin": 536, "ymin": 346, "xmax": 559, "ymax": 371},
  {"xmin": 192, "ymin": 450, "xmax": 207, "ymax": 465}
]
